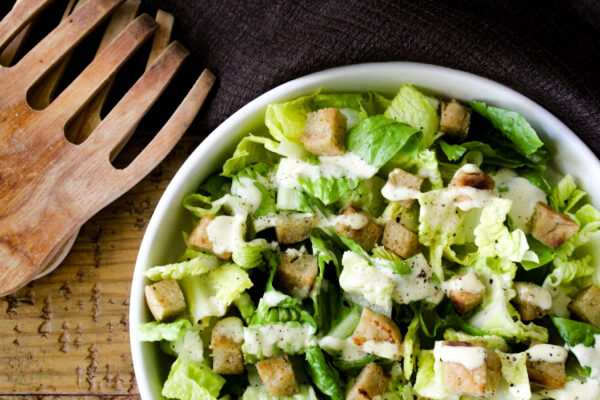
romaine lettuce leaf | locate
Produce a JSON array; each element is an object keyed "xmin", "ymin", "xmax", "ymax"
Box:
[
  {"xmin": 180, "ymin": 264, "xmax": 253, "ymax": 323},
  {"xmin": 297, "ymin": 174, "xmax": 361, "ymax": 205},
  {"xmin": 242, "ymin": 384, "xmax": 318, "ymax": 400},
  {"xmin": 384, "ymin": 84, "xmax": 440, "ymax": 149},
  {"xmin": 403, "ymin": 316, "xmax": 420, "ymax": 381},
  {"xmin": 232, "ymin": 240, "xmax": 270, "ymax": 270},
  {"xmin": 470, "ymin": 101, "xmax": 544, "ymax": 156},
  {"xmin": 162, "ymin": 357, "xmax": 225, "ymax": 400},
  {"xmin": 167, "ymin": 328, "xmax": 205, "ymax": 363},
  {"xmin": 443, "ymin": 328, "xmax": 510, "ymax": 352},
  {"xmin": 145, "ymin": 253, "xmax": 220, "ymax": 281},
  {"xmin": 551, "ymin": 174, "xmax": 586, "ymax": 212},
  {"xmin": 346, "ymin": 115, "xmax": 422, "ymax": 169},
  {"xmin": 243, "ymin": 321, "xmax": 316, "ymax": 360},
  {"xmin": 232, "ymin": 163, "xmax": 277, "ymax": 218},
  {"xmin": 305, "ymin": 346, "xmax": 345, "ymax": 400},
  {"xmin": 234, "ymin": 292, "xmax": 256, "ymax": 325},
  {"xmin": 552, "ymin": 317, "xmax": 600, "ymax": 347},
  {"xmin": 497, "ymin": 351, "xmax": 531, "ymax": 400},
  {"xmin": 137, "ymin": 319, "xmax": 191, "ymax": 342},
  {"xmin": 413, "ymin": 350, "xmax": 455, "ymax": 400},
  {"xmin": 474, "ymin": 198, "xmax": 530, "ymax": 262},
  {"xmin": 198, "ymin": 174, "xmax": 231, "ymax": 199},
  {"xmin": 439, "ymin": 140, "xmax": 467, "ymax": 162},
  {"xmin": 334, "ymin": 176, "xmax": 386, "ymax": 217}
]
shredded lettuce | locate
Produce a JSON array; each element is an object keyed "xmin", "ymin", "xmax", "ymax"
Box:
[
  {"xmin": 551, "ymin": 174, "xmax": 586, "ymax": 212},
  {"xmin": 137, "ymin": 319, "xmax": 191, "ymax": 342},
  {"xmin": 346, "ymin": 115, "xmax": 422, "ymax": 169},
  {"xmin": 470, "ymin": 101, "xmax": 544, "ymax": 156},
  {"xmin": 384, "ymin": 84, "xmax": 440, "ymax": 149},
  {"xmin": 180, "ymin": 264, "xmax": 253, "ymax": 323},
  {"xmin": 145, "ymin": 253, "xmax": 220, "ymax": 281},
  {"xmin": 162, "ymin": 357, "xmax": 225, "ymax": 400}
]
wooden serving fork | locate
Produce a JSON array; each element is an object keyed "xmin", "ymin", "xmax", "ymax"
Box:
[{"xmin": 0, "ymin": 0, "xmax": 215, "ymax": 295}]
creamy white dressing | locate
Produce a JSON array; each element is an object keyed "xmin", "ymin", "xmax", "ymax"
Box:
[
  {"xmin": 213, "ymin": 317, "xmax": 244, "ymax": 343},
  {"xmin": 392, "ymin": 253, "xmax": 442, "ymax": 305},
  {"xmin": 434, "ymin": 341, "xmax": 486, "ymax": 370},
  {"xmin": 526, "ymin": 344, "xmax": 567, "ymax": 363},
  {"xmin": 515, "ymin": 282, "xmax": 552, "ymax": 311},
  {"xmin": 173, "ymin": 330, "xmax": 204, "ymax": 362},
  {"xmin": 318, "ymin": 336, "xmax": 367, "ymax": 361},
  {"xmin": 381, "ymin": 183, "xmax": 421, "ymax": 202},
  {"xmin": 537, "ymin": 378, "xmax": 600, "ymax": 400},
  {"xmin": 361, "ymin": 340, "xmax": 402, "ymax": 360},
  {"xmin": 206, "ymin": 215, "xmax": 246, "ymax": 254},
  {"xmin": 569, "ymin": 334, "xmax": 600, "ymax": 380},
  {"xmin": 274, "ymin": 153, "xmax": 377, "ymax": 189},
  {"xmin": 492, "ymin": 169, "xmax": 547, "ymax": 233},
  {"xmin": 262, "ymin": 291, "xmax": 289, "ymax": 307},
  {"xmin": 253, "ymin": 212, "xmax": 314, "ymax": 232},
  {"xmin": 212, "ymin": 194, "xmax": 254, "ymax": 216},
  {"xmin": 442, "ymin": 270, "xmax": 485, "ymax": 295},
  {"xmin": 328, "ymin": 213, "xmax": 369, "ymax": 230},
  {"xmin": 548, "ymin": 286, "xmax": 572, "ymax": 318},
  {"xmin": 233, "ymin": 177, "xmax": 263, "ymax": 212},
  {"xmin": 243, "ymin": 323, "xmax": 316, "ymax": 357}
]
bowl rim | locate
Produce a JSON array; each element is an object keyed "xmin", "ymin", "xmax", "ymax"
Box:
[{"xmin": 129, "ymin": 61, "xmax": 599, "ymax": 399}]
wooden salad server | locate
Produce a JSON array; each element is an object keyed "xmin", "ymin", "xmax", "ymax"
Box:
[{"xmin": 0, "ymin": 0, "xmax": 215, "ymax": 295}]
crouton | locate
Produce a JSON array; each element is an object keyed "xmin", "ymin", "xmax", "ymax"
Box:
[
  {"xmin": 385, "ymin": 168, "xmax": 424, "ymax": 208},
  {"xmin": 440, "ymin": 99, "xmax": 472, "ymax": 140},
  {"xmin": 188, "ymin": 215, "xmax": 232, "ymax": 260},
  {"xmin": 450, "ymin": 165, "xmax": 495, "ymax": 190},
  {"xmin": 444, "ymin": 271, "xmax": 485, "ymax": 315},
  {"xmin": 274, "ymin": 215, "xmax": 315, "ymax": 244},
  {"xmin": 335, "ymin": 204, "xmax": 382, "ymax": 252},
  {"xmin": 381, "ymin": 220, "xmax": 419, "ymax": 259},
  {"xmin": 144, "ymin": 279, "xmax": 186, "ymax": 322},
  {"xmin": 512, "ymin": 282, "xmax": 552, "ymax": 321},
  {"xmin": 346, "ymin": 362, "xmax": 391, "ymax": 400},
  {"xmin": 210, "ymin": 317, "xmax": 244, "ymax": 375},
  {"xmin": 352, "ymin": 307, "xmax": 403, "ymax": 360},
  {"xmin": 299, "ymin": 108, "xmax": 346, "ymax": 156},
  {"xmin": 569, "ymin": 285, "xmax": 600, "ymax": 328},
  {"xmin": 525, "ymin": 344, "xmax": 567, "ymax": 389},
  {"xmin": 438, "ymin": 341, "xmax": 501, "ymax": 396},
  {"xmin": 531, "ymin": 202, "xmax": 579, "ymax": 249},
  {"xmin": 256, "ymin": 354, "xmax": 299, "ymax": 397},
  {"xmin": 276, "ymin": 249, "xmax": 318, "ymax": 299}
]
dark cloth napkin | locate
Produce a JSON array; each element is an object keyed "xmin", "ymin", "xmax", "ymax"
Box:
[{"xmin": 2, "ymin": 0, "xmax": 599, "ymax": 154}]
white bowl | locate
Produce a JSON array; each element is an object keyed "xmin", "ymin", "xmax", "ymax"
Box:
[{"xmin": 129, "ymin": 62, "xmax": 600, "ymax": 399}]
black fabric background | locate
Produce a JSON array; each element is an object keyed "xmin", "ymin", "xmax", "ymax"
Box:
[{"xmin": 2, "ymin": 0, "xmax": 600, "ymax": 156}]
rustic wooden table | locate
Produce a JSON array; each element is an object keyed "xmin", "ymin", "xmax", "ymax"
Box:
[{"xmin": 0, "ymin": 136, "xmax": 202, "ymax": 399}]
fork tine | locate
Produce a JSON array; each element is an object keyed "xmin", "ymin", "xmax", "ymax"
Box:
[
  {"xmin": 83, "ymin": 41, "xmax": 189, "ymax": 157},
  {"xmin": 46, "ymin": 14, "xmax": 157, "ymax": 126},
  {"xmin": 12, "ymin": 0, "xmax": 124, "ymax": 86},
  {"xmin": 114, "ymin": 69, "xmax": 215, "ymax": 189},
  {"xmin": 0, "ymin": 0, "xmax": 54, "ymax": 53},
  {"xmin": 146, "ymin": 10, "xmax": 174, "ymax": 69}
]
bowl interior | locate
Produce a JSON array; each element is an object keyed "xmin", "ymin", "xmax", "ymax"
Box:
[{"xmin": 129, "ymin": 62, "xmax": 600, "ymax": 399}]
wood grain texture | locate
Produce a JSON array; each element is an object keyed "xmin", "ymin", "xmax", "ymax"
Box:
[{"xmin": 0, "ymin": 136, "xmax": 201, "ymax": 395}]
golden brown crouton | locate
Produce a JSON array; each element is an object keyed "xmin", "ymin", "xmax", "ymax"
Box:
[
  {"xmin": 444, "ymin": 272, "xmax": 485, "ymax": 315},
  {"xmin": 440, "ymin": 99, "xmax": 472, "ymax": 140},
  {"xmin": 188, "ymin": 215, "xmax": 232, "ymax": 260},
  {"xmin": 335, "ymin": 204, "xmax": 382, "ymax": 252},
  {"xmin": 440, "ymin": 341, "xmax": 501, "ymax": 396},
  {"xmin": 386, "ymin": 168, "xmax": 424, "ymax": 208},
  {"xmin": 144, "ymin": 279, "xmax": 186, "ymax": 322},
  {"xmin": 276, "ymin": 249, "xmax": 319, "ymax": 299},
  {"xmin": 352, "ymin": 307, "xmax": 403, "ymax": 360},
  {"xmin": 530, "ymin": 202, "xmax": 579, "ymax": 249},
  {"xmin": 569, "ymin": 285, "xmax": 600, "ymax": 328},
  {"xmin": 256, "ymin": 355, "xmax": 299, "ymax": 397},
  {"xmin": 526, "ymin": 344, "xmax": 567, "ymax": 389},
  {"xmin": 210, "ymin": 317, "xmax": 244, "ymax": 375},
  {"xmin": 346, "ymin": 362, "xmax": 391, "ymax": 400},
  {"xmin": 299, "ymin": 108, "xmax": 346, "ymax": 156},
  {"xmin": 274, "ymin": 215, "xmax": 315, "ymax": 244},
  {"xmin": 450, "ymin": 166, "xmax": 495, "ymax": 190},
  {"xmin": 381, "ymin": 220, "xmax": 419, "ymax": 259},
  {"xmin": 512, "ymin": 282, "xmax": 552, "ymax": 321}
]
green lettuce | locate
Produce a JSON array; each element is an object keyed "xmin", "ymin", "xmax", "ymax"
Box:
[
  {"xmin": 234, "ymin": 292, "xmax": 256, "ymax": 325},
  {"xmin": 305, "ymin": 346, "xmax": 345, "ymax": 400},
  {"xmin": 413, "ymin": 350, "xmax": 454, "ymax": 400},
  {"xmin": 180, "ymin": 264, "xmax": 253, "ymax": 323},
  {"xmin": 474, "ymin": 198, "xmax": 530, "ymax": 262},
  {"xmin": 470, "ymin": 101, "xmax": 544, "ymax": 156},
  {"xmin": 439, "ymin": 140, "xmax": 467, "ymax": 162},
  {"xmin": 162, "ymin": 357, "xmax": 225, "ymax": 400},
  {"xmin": 346, "ymin": 115, "xmax": 422, "ymax": 169},
  {"xmin": 297, "ymin": 174, "xmax": 361, "ymax": 205},
  {"xmin": 243, "ymin": 321, "xmax": 316, "ymax": 361},
  {"xmin": 384, "ymin": 84, "xmax": 440, "ymax": 149},
  {"xmin": 198, "ymin": 175, "xmax": 231, "ymax": 199},
  {"xmin": 222, "ymin": 135, "xmax": 307, "ymax": 177},
  {"xmin": 551, "ymin": 174, "xmax": 586, "ymax": 212},
  {"xmin": 137, "ymin": 319, "xmax": 191, "ymax": 342},
  {"xmin": 145, "ymin": 253, "xmax": 220, "ymax": 281},
  {"xmin": 334, "ymin": 176, "xmax": 386, "ymax": 217},
  {"xmin": 552, "ymin": 317, "xmax": 600, "ymax": 347},
  {"xmin": 165, "ymin": 327, "xmax": 205, "ymax": 362},
  {"xmin": 231, "ymin": 163, "xmax": 276, "ymax": 218},
  {"xmin": 242, "ymin": 385, "xmax": 318, "ymax": 400},
  {"xmin": 276, "ymin": 187, "xmax": 313, "ymax": 213},
  {"xmin": 443, "ymin": 328, "xmax": 510, "ymax": 352},
  {"xmin": 497, "ymin": 351, "xmax": 531, "ymax": 400},
  {"xmin": 403, "ymin": 316, "xmax": 420, "ymax": 381}
]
